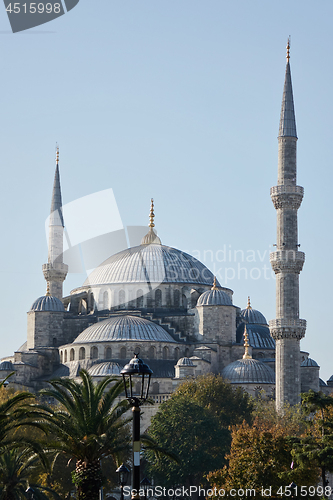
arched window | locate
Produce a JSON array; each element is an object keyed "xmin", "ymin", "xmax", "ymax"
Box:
[
  {"xmin": 174, "ymin": 347, "xmax": 180, "ymax": 361},
  {"xmin": 163, "ymin": 346, "xmax": 169, "ymax": 360},
  {"xmin": 155, "ymin": 289, "xmax": 162, "ymax": 308},
  {"xmin": 60, "ymin": 351, "xmax": 63, "ymax": 363},
  {"xmin": 64, "ymin": 350, "xmax": 67, "ymax": 363},
  {"xmin": 148, "ymin": 346, "xmax": 156, "ymax": 359},
  {"xmin": 151, "ymin": 382, "xmax": 159, "ymax": 394},
  {"xmin": 182, "ymin": 294, "xmax": 187, "ymax": 309},
  {"xmin": 185, "ymin": 347, "xmax": 190, "ymax": 357},
  {"xmin": 89, "ymin": 293, "xmax": 94, "ymax": 311},
  {"xmin": 174, "ymin": 290, "xmax": 180, "ymax": 308},
  {"xmin": 105, "ymin": 347, "xmax": 112, "ymax": 359},
  {"xmin": 70, "ymin": 348, "xmax": 75, "ymax": 361},
  {"xmin": 119, "ymin": 290, "xmax": 126, "ymax": 309},
  {"xmin": 120, "ymin": 347, "xmax": 126, "ymax": 359},
  {"xmin": 103, "ymin": 291, "xmax": 109, "ymax": 310},
  {"xmin": 136, "ymin": 289, "xmax": 144, "ymax": 308},
  {"xmin": 91, "ymin": 346, "xmax": 98, "ymax": 359},
  {"xmin": 79, "ymin": 347, "xmax": 85, "ymax": 360}
]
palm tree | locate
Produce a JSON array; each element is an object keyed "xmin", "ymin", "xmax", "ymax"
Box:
[
  {"xmin": 33, "ymin": 370, "xmax": 131, "ymax": 500},
  {"xmin": 0, "ymin": 447, "xmax": 61, "ymax": 500}
]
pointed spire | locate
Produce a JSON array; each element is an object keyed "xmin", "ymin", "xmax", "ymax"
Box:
[
  {"xmin": 211, "ymin": 277, "xmax": 218, "ymax": 290},
  {"xmin": 279, "ymin": 38, "xmax": 297, "ymax": 138},
  {"xmin": 49, "ymin": 146, "xmax": 64, "ymax": 227},
  {"xmin": 141, "ymin": 198, "xmax": 162, "ymax": 245},
  {"xmin": 243, "ymin": 326, "xmax": 252, "ymax": 359},
  {"xmin": 247, "ymin": 296, "xmax": 252, "ymax": 310},
  {"xmin": 46, "ymin": 281, "xmax": 51, "ymax": 296}
]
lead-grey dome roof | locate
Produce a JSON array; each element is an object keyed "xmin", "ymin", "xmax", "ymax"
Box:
[
  {"xmin": 176, "ymin": 357, "xmax": 194, "ymax": 366},
  {"xmin": 240, "ymin": 307, "xmax": 267, "ymax": 325},
  {"xmin": 30, "ymin": 295, "xmax": 65, "ymax": 312},
  {"xmin": 236, "ymin": 323, "xmax": 275, "ymax": 350},
  {"xmin": 88, "ymin": 362, "xmax": 123, "ymax": 376},
  {"xmin": 83, "ymin": 244, "xmax": 218, "ymax": 287},
  {"xmin": 222, "ymin": 358, "xmax": 275, "ymax": 384},
  {"xmin": 197, "ymin": 289, "xmax": 232, "ymax": 306},
  {"xmin": 73, "ymin": 315, "xmax": 177, "ymax": 344},
  {"xmin": 0, "ymin": 361, "xmax": 14, "ymax": 371},
  {"xmin": 301, "ymin": 358, "xmax": 319, "ymax": 367}
]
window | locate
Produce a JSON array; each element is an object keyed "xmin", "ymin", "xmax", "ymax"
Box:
[
  {"xmin": 60, "ymin": 351, "xmax": 63, "ymax": 363},
  {"xmin": 174, "ymin": 347, "xmax": 180, "ymax": 361},
  {"xmin": 91, "ymin": 346, "xmax": 98, "ymax": 359},
  {"xmin": 119, "ymin": 290, "xmax": 126, "ymax": 309},
  {"xmin": 120, "ymin": 347, "xmax": 126, "ymax": 359},
  {"xmin": 148, "ymin": 346, "xmax": 156, "ymax": 359},
  {"xmin": 155, "ymin": 289, "xmax": 162, "ymax": 307},
  {"xmin": 163, "ymin": 346, "xmax": 169, "ymax": 360},
  {"xmin": 103, "ymin": 291, "xmax": 109, "ymax": 310},
  {"xmin": 79, "ymin": 347, "xmax": 85, "ymax": 360},
  {"xmin": 174, "ymin": 290, "xmax": 180, "ymax": 307},
  {"xmin": 136, "ymin": 289, "xmax": 144, "ymax": 308},
  {"xmin": 151, "ymin": 382, "xmax": 159, "ymax": 394},
  {"xmin": 64, "ymin": 350, "xmax": 67, "ymax": 362},
  {"xmin": 70, "ymin": 348, "xmax": 75, "ymax": 361},
  {"xmin": 105, "ymin": 347, "xmax": 112, "ymax": 359}
]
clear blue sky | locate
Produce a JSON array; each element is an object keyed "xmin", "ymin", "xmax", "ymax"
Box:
[{"xmin": 1, "ymin": 1, "xmax": 332, "ymax": 380}]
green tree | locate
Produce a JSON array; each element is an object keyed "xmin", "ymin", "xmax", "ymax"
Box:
[
  {"xmin": 0, "ymin": 447, "xmax": 61, "ymax": 500},
  {"xmin": 208, "ymin": 418, "xmax": 319, "ymax": 499},
  {"xmin": 292, "ymin": 391, "xmax": 333, "ymax": 489},
  {"xmin": 30, "ymin": 370, "xmax": 131, "ymax": 500},
  {"xmin": 145, "ymin": 394, "xmax": 231, "ymax": 490}
]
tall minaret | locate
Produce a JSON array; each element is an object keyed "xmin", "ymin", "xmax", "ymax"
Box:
[
  {"xmin": 269, "ymin": 40, "xmax": 306, "ymax": 410},
  {"xmin": 42, "ymin": 147, "xmax": 68, "ymax": 300}
]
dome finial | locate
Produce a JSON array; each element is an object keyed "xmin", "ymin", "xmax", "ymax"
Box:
[
  {"xmin": 46, "ymin": 281, "xmax": 51, "ymax": 297},
  {"xmin": 149, "ymin": 198, "xmax": 155, "ymax": 228},
  {"xmin": 243, "ymin": 325, "xmax": 252, "ymax": 360},
  {"xmin": 286, "ymin": 36, "xmax": 290, "ymax": 63},
  {"xmin": 211, "ymin": 276, "xmax": 218, "ymax": 290},
  {"xmin": 247, "ymin": 296, "xmax": 252, "ymax": 309}
]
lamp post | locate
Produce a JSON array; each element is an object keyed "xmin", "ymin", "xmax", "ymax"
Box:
[
  {"xmin": 121, "ymin": 354, "xmax": 153, "ymax": 500},
  {"xmin": 116, "ymin": 464, "xmax": 130, "ymax": 500}
]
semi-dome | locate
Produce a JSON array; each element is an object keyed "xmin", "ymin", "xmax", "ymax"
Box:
[
  {"xmin": 240, "ymin": 297, "xmax": 267, "ymax": 325},
  {"xmin": 176, "ymin": 357, "xmax": 194, "ymax": 366},
  {"xmin": 30, "ymin": 295, "xmax": 65, "ymax": 312},
  {"xmin": 88, "ymin": 362, "xmax": 123, "ymax": 376},
  {"xmin": 197, "ymin": 278, "xmax": 232, "ymax": 306},
  {"xmin": 301, "ymin": 358, "xmax": 319, "ymax": 367},
  {"xmin": 73, "ymin": 315, "xmax": 177, "ymax": 344},
  {"xmin": 0, "ymin": 361, "xmax": 14, "ymax": 371},
  {"xmin": 82, "ymin": 244, "xmax": 218, "ymax": 287},
  {"xmin": 236, "ymin": 323, "xmax": 275, "ymax": 349},
  {"xmin": 222, "ymin": 358, "xmax": 275, "ymax": 384}
]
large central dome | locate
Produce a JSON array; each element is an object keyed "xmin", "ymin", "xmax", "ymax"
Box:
[{"xmin": 84, "ymin": 244, "xmax": 217, "ymax": 287}]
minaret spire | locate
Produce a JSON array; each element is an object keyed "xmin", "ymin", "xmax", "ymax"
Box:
[
  {"xmin": 269, "ymin": 43, "xmax": 306, "ymax": 411},
  {"xmin": 42, "ymin": 147, "xmax": 68, "ymax": 300},
  {"xmin": 141, "ymin": 198, "xmax": 162, "ymax": 245}
]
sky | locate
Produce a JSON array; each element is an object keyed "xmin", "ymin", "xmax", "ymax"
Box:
[{"xmin": 0, "ymin": 0, "xmax": 332, "ymax": 380}]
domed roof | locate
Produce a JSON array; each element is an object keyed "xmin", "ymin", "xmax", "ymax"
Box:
[
  {"xmin": 236, "ymin": 323, "xmax": 275, "ymax": 350},
  {"xmin": 197, "ymin": 278, "xmax": 232, "ymax": 306},
  {"xmin": 222, "ymin": 358, "xmax": 275, "ymax": 384},
  {"xmin": 30, "ymin": 295, "xmax": 65, "ymax": 312},
  {"xmin": 240, "ymin": 297, "xmax": 267, "ymax": 325},
  {"xmin": 83, "ymin": 244, "xmax": 218, "ymax": 287},
  {"xmin": 73, "ymin": 315, "xmax": 177, "ymax": 344},
  {"xmin": 176, "ymin": 357, "xmax": 194, "ymax": 366},
  {"xmin": 88, "ymin": 362, "xmax": 123, "ymax": 376},
  {"xmin": 301, "ymin": 358, "xmax": 319, "ymax": 367},
  {"xmin": 0, "ymin": 361, "xmax": 13, "ymax": 371},
  {"xmin": 320, "ymin": 378, "xmax": 327, "ymax": 387}
]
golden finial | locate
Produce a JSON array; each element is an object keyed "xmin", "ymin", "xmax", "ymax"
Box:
[
  {"xmin": 243, "ymin": 325, "xmax": 252, "ymax": 360},
  {"xmin": 246, "ymin": 296, "xmax": 252, "ymax": 310},
  {"xmin": 56, "ymin": 144, "xmax": 59, "ymax": 166},
  {"xmin": 286, "ymin": 36, "xmax": 290, "ymax": 63},
  {"xmin": 46, "ymin": 282, "xmax": 51, "ymax": 297},
  {"xmin": 149, "ymin": 198, "xmax": 155, "ymax": 228},
  {"xmin": 211, "ymin": 276, "xmax": 218, "ymax": 290}
]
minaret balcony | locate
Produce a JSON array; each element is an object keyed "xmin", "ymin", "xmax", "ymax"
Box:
[
  {"xmin": 269, "ymin": 318, "xmax": 306, "ymax": 340},
  {"xmin": 270, "ymin": 185, "xmax": 304, "ymax": 210},
  {"xmin": 270, "ymin": 250, "xmax": 305, "ymax": 273}
]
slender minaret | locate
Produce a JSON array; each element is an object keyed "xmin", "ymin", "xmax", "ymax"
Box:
[
  {"xmin": 42, "ymin": 147, "xmax": 68, "ymax": 299},
  {"xmin": 269, "ymin": 40, "xmax": 306, "ymax": 410}
]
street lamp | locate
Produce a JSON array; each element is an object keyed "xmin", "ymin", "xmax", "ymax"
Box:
[
  {"xmin": 121, "ymin": 354, "xmax": 153, "ymax": 500},
  {"xmin": 116, "ymin": 464, "xmax": 130, "ymax": 500}
]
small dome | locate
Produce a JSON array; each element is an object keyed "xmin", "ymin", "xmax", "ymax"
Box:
[
  {"xmin": 0, "ymin": 361, "xmax": 13, "ymax": 371},
  {"xmin": 320, "ymin": 378, "xmax": 327, "ymax": 387},
  {"xmin": 236, "ymin": 323, "xmax": 275, "ymax": 350},
  {"xmin": 301, "ymin": 358, "xmax": 319, "ymax": 367},
  {"xmin": 240, "ymin": 297, "xmax": 267, "ymax": 325},
  {"xmin": 197, "ymin": 289, "xmax": 232, "ymax": 307},
  {"xmin": 176, "ymin": 357, "xmax": 194, "ymax": 366},
  {"xmin": 88, "ymin": 362, "xmax": 123, "ymax": 377},
  {"xmin": 222, "ymin": 358, "xmax": 275, "ymax": 384},
  {"xmin": 30, "ymin": 295, "xmax": 64, "ymax": 312},
  {"xmin": 73, "ymin": 315, "xmax": 177, "ymax": 344}
]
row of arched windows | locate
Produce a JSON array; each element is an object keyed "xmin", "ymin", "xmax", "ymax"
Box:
[
  {"xmin": 60, "ymin": 345, "xmax": 187, "ymax": 363},
  {"xmin": 93, "ymin": 288, "xmax": 188, "ymax": 310}
]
